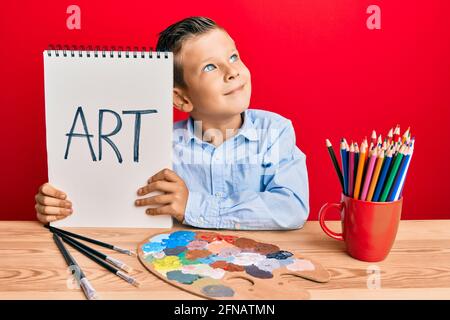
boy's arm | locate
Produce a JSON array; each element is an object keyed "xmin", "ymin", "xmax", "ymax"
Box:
[{"xmin": 183, "ymin": 121, "xmax": 310, "ymax": 230}]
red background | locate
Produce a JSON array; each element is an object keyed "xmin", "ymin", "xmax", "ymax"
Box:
[{"xmin": 1, "ymin": 1, "xmax": 449, "ymax": 221}]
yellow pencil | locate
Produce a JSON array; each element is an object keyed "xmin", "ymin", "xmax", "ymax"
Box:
[
  {"xmin": 366, "ymin": 149, "xmax": 385, "ymax": 201},
  {"xmin": 353, "ymin": 143, "xmax": 367, "ymax": 199}
]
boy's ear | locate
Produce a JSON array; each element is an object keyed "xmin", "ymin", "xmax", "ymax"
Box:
[{"xmin": 173, "ymin": 88, "xmax": 193, "ymax": 113}]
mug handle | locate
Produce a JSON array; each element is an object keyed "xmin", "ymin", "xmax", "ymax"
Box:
[{"xmin": 318, "ymin": 202, "xmax": 344, "ymax": 241}]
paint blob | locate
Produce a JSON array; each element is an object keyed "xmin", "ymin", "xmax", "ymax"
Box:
[
  {"xmin": 201, "ymin": 285, "xmax": 235, "ymax": 297},
  {"xmin": 286, "ymin": 259, "xmax": 316, "ymax": 272}
]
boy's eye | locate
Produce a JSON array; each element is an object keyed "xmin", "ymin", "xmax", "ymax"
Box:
[
  {"xmin": 203, "ymin": 64, "xmax": 216, "ymax": 72},
  {"xmin": 230, "ymin": 53, "xmax": 239, "ymax": 62},
  {"xmin": 202, "ymin": 54, "xmax": 239, "ymax": 72}
]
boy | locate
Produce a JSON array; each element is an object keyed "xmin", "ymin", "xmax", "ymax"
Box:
[{"xmin": 35, "ymin": 16, "xmax": 309, "ymax": 230}]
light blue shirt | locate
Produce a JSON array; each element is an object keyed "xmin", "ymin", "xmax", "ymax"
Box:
[{"xmin": 172, "ymin": 108, "xmax": 309, "ymax": 230}]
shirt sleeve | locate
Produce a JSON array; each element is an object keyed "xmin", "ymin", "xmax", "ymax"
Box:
[{"xmin": 183, "ymin": 120, "xmax": 310, "ymax": 230}]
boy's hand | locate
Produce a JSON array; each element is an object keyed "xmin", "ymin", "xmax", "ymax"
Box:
[
  {"xmin": 35, "ymin": 183, "xmax": 73, "ymax": 224},
  {"xmin": 135, "ymin": 169, "xmax": 188, "ymax": 223}
]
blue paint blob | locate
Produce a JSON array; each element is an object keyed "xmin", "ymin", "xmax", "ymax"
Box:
[
  {"xmin": 196, "ymin": 255, "xmax": 219, "ymax": 264},
  {"xmin": 162, "ymin": 238, "xmax": 190, "ymax": 248},
  {"xmin": 169, "ymin": 231, "xmax": 196, "ymax": 241},
  {"xmin": 214, "ymin": 255, "xmax": 235, "ymax": 263},
  {"xmin": 142, "ymin": 242, "xmax": 166, "ymax": 253},
  {"xmin": 266, "ymin": 250, "xmax": 294, "ymax": 260}
]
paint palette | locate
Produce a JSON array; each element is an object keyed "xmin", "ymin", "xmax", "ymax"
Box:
[{"xmin": 138, "ymin": 230, "xmax": 330, "ymax": 300}]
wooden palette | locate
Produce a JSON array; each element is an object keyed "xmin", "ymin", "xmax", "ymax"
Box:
[{"xmin": 138, "ymin": 230, "xmax": 330, "ymax": 300}]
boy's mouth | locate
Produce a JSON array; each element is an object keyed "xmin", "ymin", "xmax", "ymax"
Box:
[{"xmin": 224, "ymin": 83, "xmax": 245, "ymax": 95}]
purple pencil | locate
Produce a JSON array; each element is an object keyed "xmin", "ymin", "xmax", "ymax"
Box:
[{"xmin": 360, "ymin": 148, "xmax": 378, "ymax": 201}]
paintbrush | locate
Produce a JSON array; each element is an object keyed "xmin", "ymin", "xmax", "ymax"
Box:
[
  {"xmin": 53, "ymin": 233, "xmax": 99, "ymax": 300},
  {"xmin": 61, "ymin": 235, "xmax": 141, "ymax": 287},
  {"xmin": 50, "ymin": 228, "xmax": 133, "ymax": 273},
  {"xmin": 45, "ymin": 224, "xmax": 136, "ymax": 256}
]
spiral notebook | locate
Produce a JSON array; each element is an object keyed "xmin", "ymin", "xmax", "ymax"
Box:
[{"xmin": 43, "ymin": 46, "xmax": 173, "ymax": 228}]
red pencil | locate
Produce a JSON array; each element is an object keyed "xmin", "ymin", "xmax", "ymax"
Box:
[
  {"xmin": 387, "ymin": 128, "xmax": 393, "ymax": 145},
  {"xmin": 371, "ymin": 130, "xmax": 377, "ymax": 146},
  {"xmin": 393, "ymin": 125, "xmax": 401, "ymax": 142}
]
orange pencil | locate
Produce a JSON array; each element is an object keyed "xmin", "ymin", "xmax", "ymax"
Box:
[
  {"xmin": 353, "ymin": 143, "xmax": 367, "ymax": 199},
  {"xmin": 366, "ymin": 149, "xmax": 385, "ymax": 201},
  {"xmin": 402, "ymin": 127, "xmax": 410, "ymax": 144},
  {"xmin": 363, "ymin": 138, "xmax": 369, "ymax": 163}
]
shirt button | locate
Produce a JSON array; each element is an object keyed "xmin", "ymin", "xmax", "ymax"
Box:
[{"xmin": 215, "ymin": 192, "xmax": 222, "ymax": 197}]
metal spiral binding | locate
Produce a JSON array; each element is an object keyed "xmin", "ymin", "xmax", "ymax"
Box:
[{"xmin": 46, "ymin": 45, "xmax": 169, "ymax": 59}]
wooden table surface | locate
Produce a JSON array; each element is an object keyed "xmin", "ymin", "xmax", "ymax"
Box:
[{"xmin": 0, "ymin": 220, "xmax": 449, "ymax": 300}]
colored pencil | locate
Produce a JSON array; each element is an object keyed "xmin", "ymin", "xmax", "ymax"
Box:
[
  {"xmin": 388, "ymin": 145, "xmax": 411, "ymax": 201},
  {"xmin": 354, "ymin": 143, "xmax": 360, "ymax": 184},
  {"xmin": 387, "ymin": 128, "xmax": 393, "ymax": 144},
  {"xmin": 348, "ymin": 143, "xmax": 355, "ymax": 197},
  {"xmin": 360, "ymin": 148, "xmax": 378, "ymax": 201},
  {"xmin": 353, "ymin": 143, "xmax": 367, "ymax": 199},
  {"xmin": 393, "ymin": 125, "xmax": 401, "ymax": 142},
  {"xmin": 325, "ymin": 139, "xmax": 345, "ymax": 192},
  {"xmin": 53, "ymin": 234, "xmax": 98, "ymax": 300},
  {"xmin": 395, "ymin": 139, "xmax": 415, "ymax": 200},
  {"xmin": 371, "ymin": 130, "xmax": 377, "ymax": 146},
  {"xmin": 366, "ymin": 150, "xmax": 385, "ymax": 201},
  {"xmin": 340, "ymin": 139, "xmax": 349, "ymax": 196},
  {"xmin": 372, "ymin": 146, "xmax": 394, "ymax": 202},
  {"xmin": 61, "ymin": 235, "xmax": 141, "ymax": 287},
  {"xmin": 379, "ymin": 145, "xmax": 406, "ymax": 202},
  {"xmin": 45, "ymin": 225, "xmax": 136, "ymax": 256},
  {"xmin": 382, "ymin": 139, "xmax": 387, "ymax": 152},
  {"xmin": 50, "ymin": 228, "xmax": 132, "ymax": 273},
  {"xmin": 402, "ymin": 127, "xmax": 410, "ymax": 144},
  {"xmin": 363, "ymin": 138, "xmax": 369, "ymax": 164}
]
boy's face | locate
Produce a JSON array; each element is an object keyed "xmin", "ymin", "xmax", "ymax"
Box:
[{"xmin": 174, "ymin": 28, "xmax": 251, "ymax": 122}]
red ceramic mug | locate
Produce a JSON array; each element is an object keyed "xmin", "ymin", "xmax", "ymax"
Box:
[{"xmin": 318, "ymin": 194, "xmax": 403, "ymax": 262}]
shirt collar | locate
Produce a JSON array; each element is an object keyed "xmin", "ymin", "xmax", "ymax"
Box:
[{"xmin": 181, "ymin": 109, "xmax": 259, "ymax": 145}]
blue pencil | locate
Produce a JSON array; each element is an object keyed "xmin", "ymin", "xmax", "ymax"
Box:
[
  {"xmin": 340, "ymin": 139, "xmax": 349, "ymax": 196},
  {"xmin": 387, "ymin": 146, "xmax": 411, "ymax": 201},
  {"xmin": 372, "ymin": 147, "xmax": 394, "ymax": 202},
  {"xmin": 396, "ymin": 138, "xmax": 415, "ymax": 199}
]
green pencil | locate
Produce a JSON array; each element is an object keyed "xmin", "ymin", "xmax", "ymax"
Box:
[{"xmin": 379, "ymin": 145, "xmax": 406, "ymax": 202}]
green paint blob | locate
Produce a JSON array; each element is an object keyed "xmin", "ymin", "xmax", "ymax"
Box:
[{"xmin": 178, "ymin": 251, "xmax": 202, "ymax": 265}]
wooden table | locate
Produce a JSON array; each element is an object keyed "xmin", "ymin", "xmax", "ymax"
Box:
[{"xmin": 0, "ymin": 220, "xmax": 449, "ymax": 300}]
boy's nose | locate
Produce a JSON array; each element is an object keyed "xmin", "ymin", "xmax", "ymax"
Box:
[{"xmin": 225, "ymin": 65, "xmax": 240, "ymax": 80}]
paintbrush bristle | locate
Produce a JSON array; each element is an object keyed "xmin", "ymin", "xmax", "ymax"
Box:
[{"xmin": 122, "ymin": 264, "xmax": 133, "ymax": 273}]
